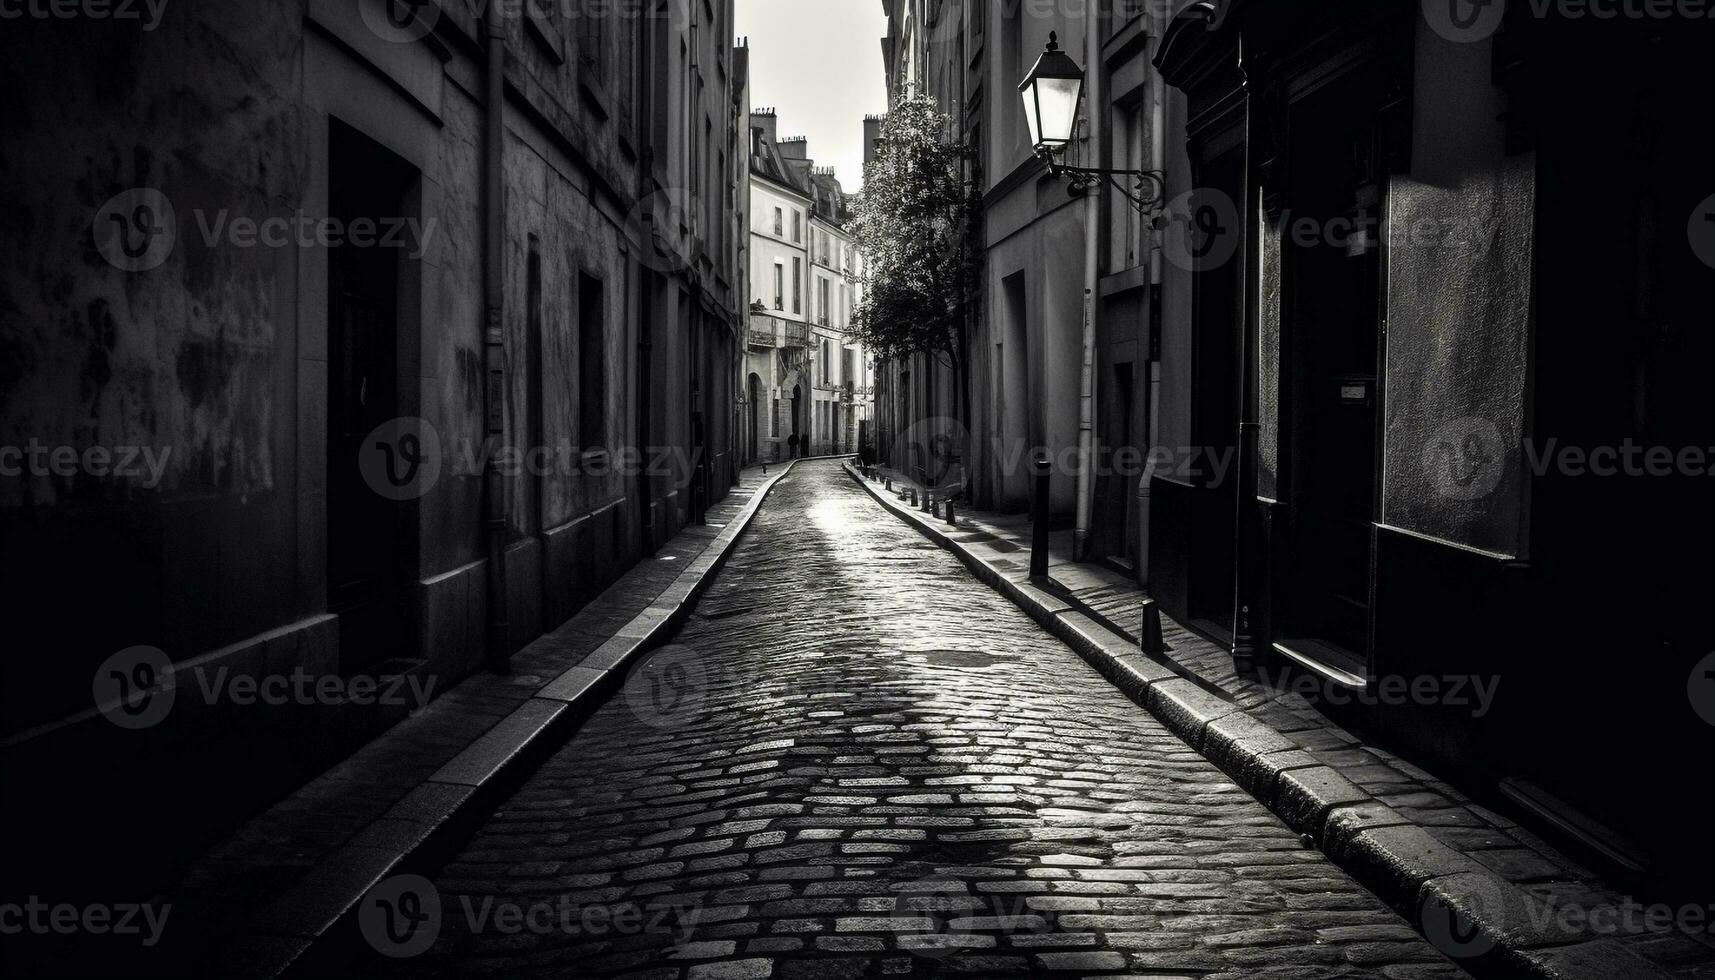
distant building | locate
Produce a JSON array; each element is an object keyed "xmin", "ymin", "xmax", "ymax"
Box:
[{"xmin": 744, "ymin": 110, "xmax": 870, "ymax": 461}]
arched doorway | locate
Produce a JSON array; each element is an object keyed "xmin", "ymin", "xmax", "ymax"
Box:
[{"xmin": 790, "ymin": 384, "xmax": 803, "ymax": 458}]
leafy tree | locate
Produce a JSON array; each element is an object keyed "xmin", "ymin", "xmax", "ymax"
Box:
[{"xmin": 851, "ymin": 92, "xmax": 982, "ymax": 425}]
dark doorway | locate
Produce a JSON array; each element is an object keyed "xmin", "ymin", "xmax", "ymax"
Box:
[
  {"xmin": 1097, "ymin": 359, "xmax": 1137, "ymax": 568},
  {"xmin": 1275, "ymin": 65, "xmax": 1389, "ymax": 679},
  {"xmin": 1184, "ymin": 150, "xmax": 1242, "ymax": 633},
  {"xmin": 327, "ymin": 119, "xmax": 417, "ymax": 674},
  {"xmin": 747, "ymin": 374, "xmax": 762, "ymax": 464},
  {"xmin": 790, "ymin": 384, "xmax": 803, "ymax": 457}
]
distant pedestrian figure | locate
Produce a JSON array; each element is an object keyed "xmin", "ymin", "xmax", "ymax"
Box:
[{"xmin": 787, "ymin": 433, "xmax": 799, "ymax": 458}]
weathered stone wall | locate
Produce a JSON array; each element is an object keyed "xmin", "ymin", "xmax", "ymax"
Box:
[{"xmin": 0, "ymin": 0, "xmax": 747, "ymax": 876}]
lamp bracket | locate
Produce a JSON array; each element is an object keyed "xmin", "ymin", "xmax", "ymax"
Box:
[{"xmin": 1045, "ymin": 158, "xmax": 1168, "ymax": 215}]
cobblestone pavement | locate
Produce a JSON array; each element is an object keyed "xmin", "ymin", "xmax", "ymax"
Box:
[{"xmin": 382, "ymin": 461, "xmax": 1470, "ymax": 979}]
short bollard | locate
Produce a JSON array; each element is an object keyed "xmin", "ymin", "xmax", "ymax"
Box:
[
  {"xmin": 1029, "ymin": 453, "xmax": 1051, "ymax": 580},
  {"xmin": 1139, "ymin": 598, "xmax": 1165, "ymax": 654},
  {"xmin": 945, "ymin": 497, "xmax": 956, "ymax": 526},
  {"xmin": 885, "ymin": 477, "xmax": 893, "ymax": 491},
  {"xmin": 908, "ymin": 488, "xmax": 918, "ymax": 507}
]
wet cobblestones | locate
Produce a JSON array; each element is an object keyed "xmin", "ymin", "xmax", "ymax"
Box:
[{"xmin": 390, "ymin": 461, "xmax": 1469, "ymax": 979}]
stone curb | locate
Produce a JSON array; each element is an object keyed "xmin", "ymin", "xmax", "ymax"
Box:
[
  {"xmin": 225, "ymin": 460, "xmax": 815, "ymax": 977},
  {"xmin": 842, "ymin": 462, "xmax": 1673, "ymax": 980}
]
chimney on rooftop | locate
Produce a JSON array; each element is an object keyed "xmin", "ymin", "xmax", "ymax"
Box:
[{"xmin": 750, "ymin": 108, "xmax": 778, "ymax": 147}]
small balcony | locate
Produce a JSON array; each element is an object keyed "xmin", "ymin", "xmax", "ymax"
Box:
[{"xmin": 747, "ymin": 313, "xmax": 811, "ymax": 350}]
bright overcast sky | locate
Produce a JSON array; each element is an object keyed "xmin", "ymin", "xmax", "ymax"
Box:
[{"xmin": 735, "ymin": 0, "xmax": 890, "ymax": 190}]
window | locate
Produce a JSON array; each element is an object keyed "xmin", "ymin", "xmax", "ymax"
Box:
[
  {"xmin": 578, "ymin": 5, "xmax": 604, "ymax": 75},
  {"xmin": 578, "ymin": 274, "xmax": 606, "ymax": 451},
  {"xmin": 526, "ymin": 239, "xmax": 544, "ymax": 528},
  {"xmin": 771, "ymin": 397, "xmax": 779, "ymax": 436},
  {"xmin": 703, "ymin": 117, "xmax": 713, "ymax": 237},
  {"xmin": 842, "ymin": 348, "xmax": 854, "ymax": 388},
  {"xmin": 792, "ymin": 257, "xmax": 802, "ymax": 314},
  {"xmin": 773, "ymin": 207, "xmax": 783, "ymax": 236},
  {"xmin": 792, "ymin": 211, "xmax": 802, "ymax": 243},
  {"xmin": 772, "ymin": 262, "xmax": 784, "ymax": 310},
  {"xmin": 1003, "ymin": 11, "xmax": 1024, "ymax": 153},
  {"xmin": 820, "ymin": 339, "xmax": 831, "ymax": 379},
  {"xmin": 616, "ymin": 3, "xmax": 635, "ymax": 112},
  {"xmin": 818, "ymin": 278, "xmax": 829, "ymax": 325},
  {"xmin": 1109, "ymin": 91, "xmax": 1148, "ymax": 272}
]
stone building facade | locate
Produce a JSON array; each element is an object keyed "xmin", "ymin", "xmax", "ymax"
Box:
[
  {"xmin": 0, "ymin": 0, "xmax": 748, "ymax": 893},
  {"xmin": 885, "ymin": 0, "xmax": 1715, "ymax": 902}
]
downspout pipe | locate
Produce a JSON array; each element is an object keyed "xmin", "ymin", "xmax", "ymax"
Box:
[
  {"xmin": 1230, "ymin": 32, "xmax": 1262, "ymax": 666},
  {"xmin": 483, "ymin": 4, "xmax": 511, "ymax": 672},
  {"xmin": 1073, "ymin": 10, "xmax": 1102, "ymax": 562},
  {"xmin": 1138, "ymin": 0, "xmax": 1169, "ymax": 587}
]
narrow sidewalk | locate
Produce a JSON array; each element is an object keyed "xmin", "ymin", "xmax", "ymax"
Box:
[
  {"xmin": 851, "ymin": 461, "xmax": 1715, "ymax": 980},
  {"xmin": 153, "ymin": 463, "xmax": 802, "ymax": 977}
]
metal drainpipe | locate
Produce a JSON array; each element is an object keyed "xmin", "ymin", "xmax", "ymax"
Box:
[
  {"xmin": 1138, "ymin": 1, "xmax": 1168, "ymax": 588},
  {"xmin": 1230, "ymin": 33, "xmax": 1261, "ymax": 666},
  {"xmin": 1073, "ymin": 11, "xmax": 1102, "ymax": 563},
  {"xmin": 637, "ymin": 259, "xmax": 653, "ymax": 553},
  {"xmin": 482, "ymin": 4, "xmax": 511, "ymax": 673}
]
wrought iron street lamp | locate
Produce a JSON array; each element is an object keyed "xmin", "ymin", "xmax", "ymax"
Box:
[{"xmin": 1019, "ymin": 32, "xmax": 1166, "ymax": 213}]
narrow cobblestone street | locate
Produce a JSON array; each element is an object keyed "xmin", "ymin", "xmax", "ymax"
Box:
[{"xmin": 388, "ymin": 461, "xmax": 1467, "ymax": 979}]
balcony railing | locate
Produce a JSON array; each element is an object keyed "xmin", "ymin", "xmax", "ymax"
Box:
[{"xmin": 747, "ymin": 313, "xmax": 811, "ymax": 349}]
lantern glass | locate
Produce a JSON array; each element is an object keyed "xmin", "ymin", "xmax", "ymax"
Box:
[
  {"xmin": 1023, "ymin": 82, "xmax": 1044, "ymax": 148},
  {"xmin": 1030, "ymin": 75, "xmax": 1082, "ymax": 151}
]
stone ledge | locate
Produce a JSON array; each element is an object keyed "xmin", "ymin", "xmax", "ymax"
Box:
[
  {"xmin": 1275, "ymin": 765, "xmax": 1371, "ymax": 835},
  {"xmin": 1145, "ymin": 678, "xmax": 1242, "ymax": 752}
]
